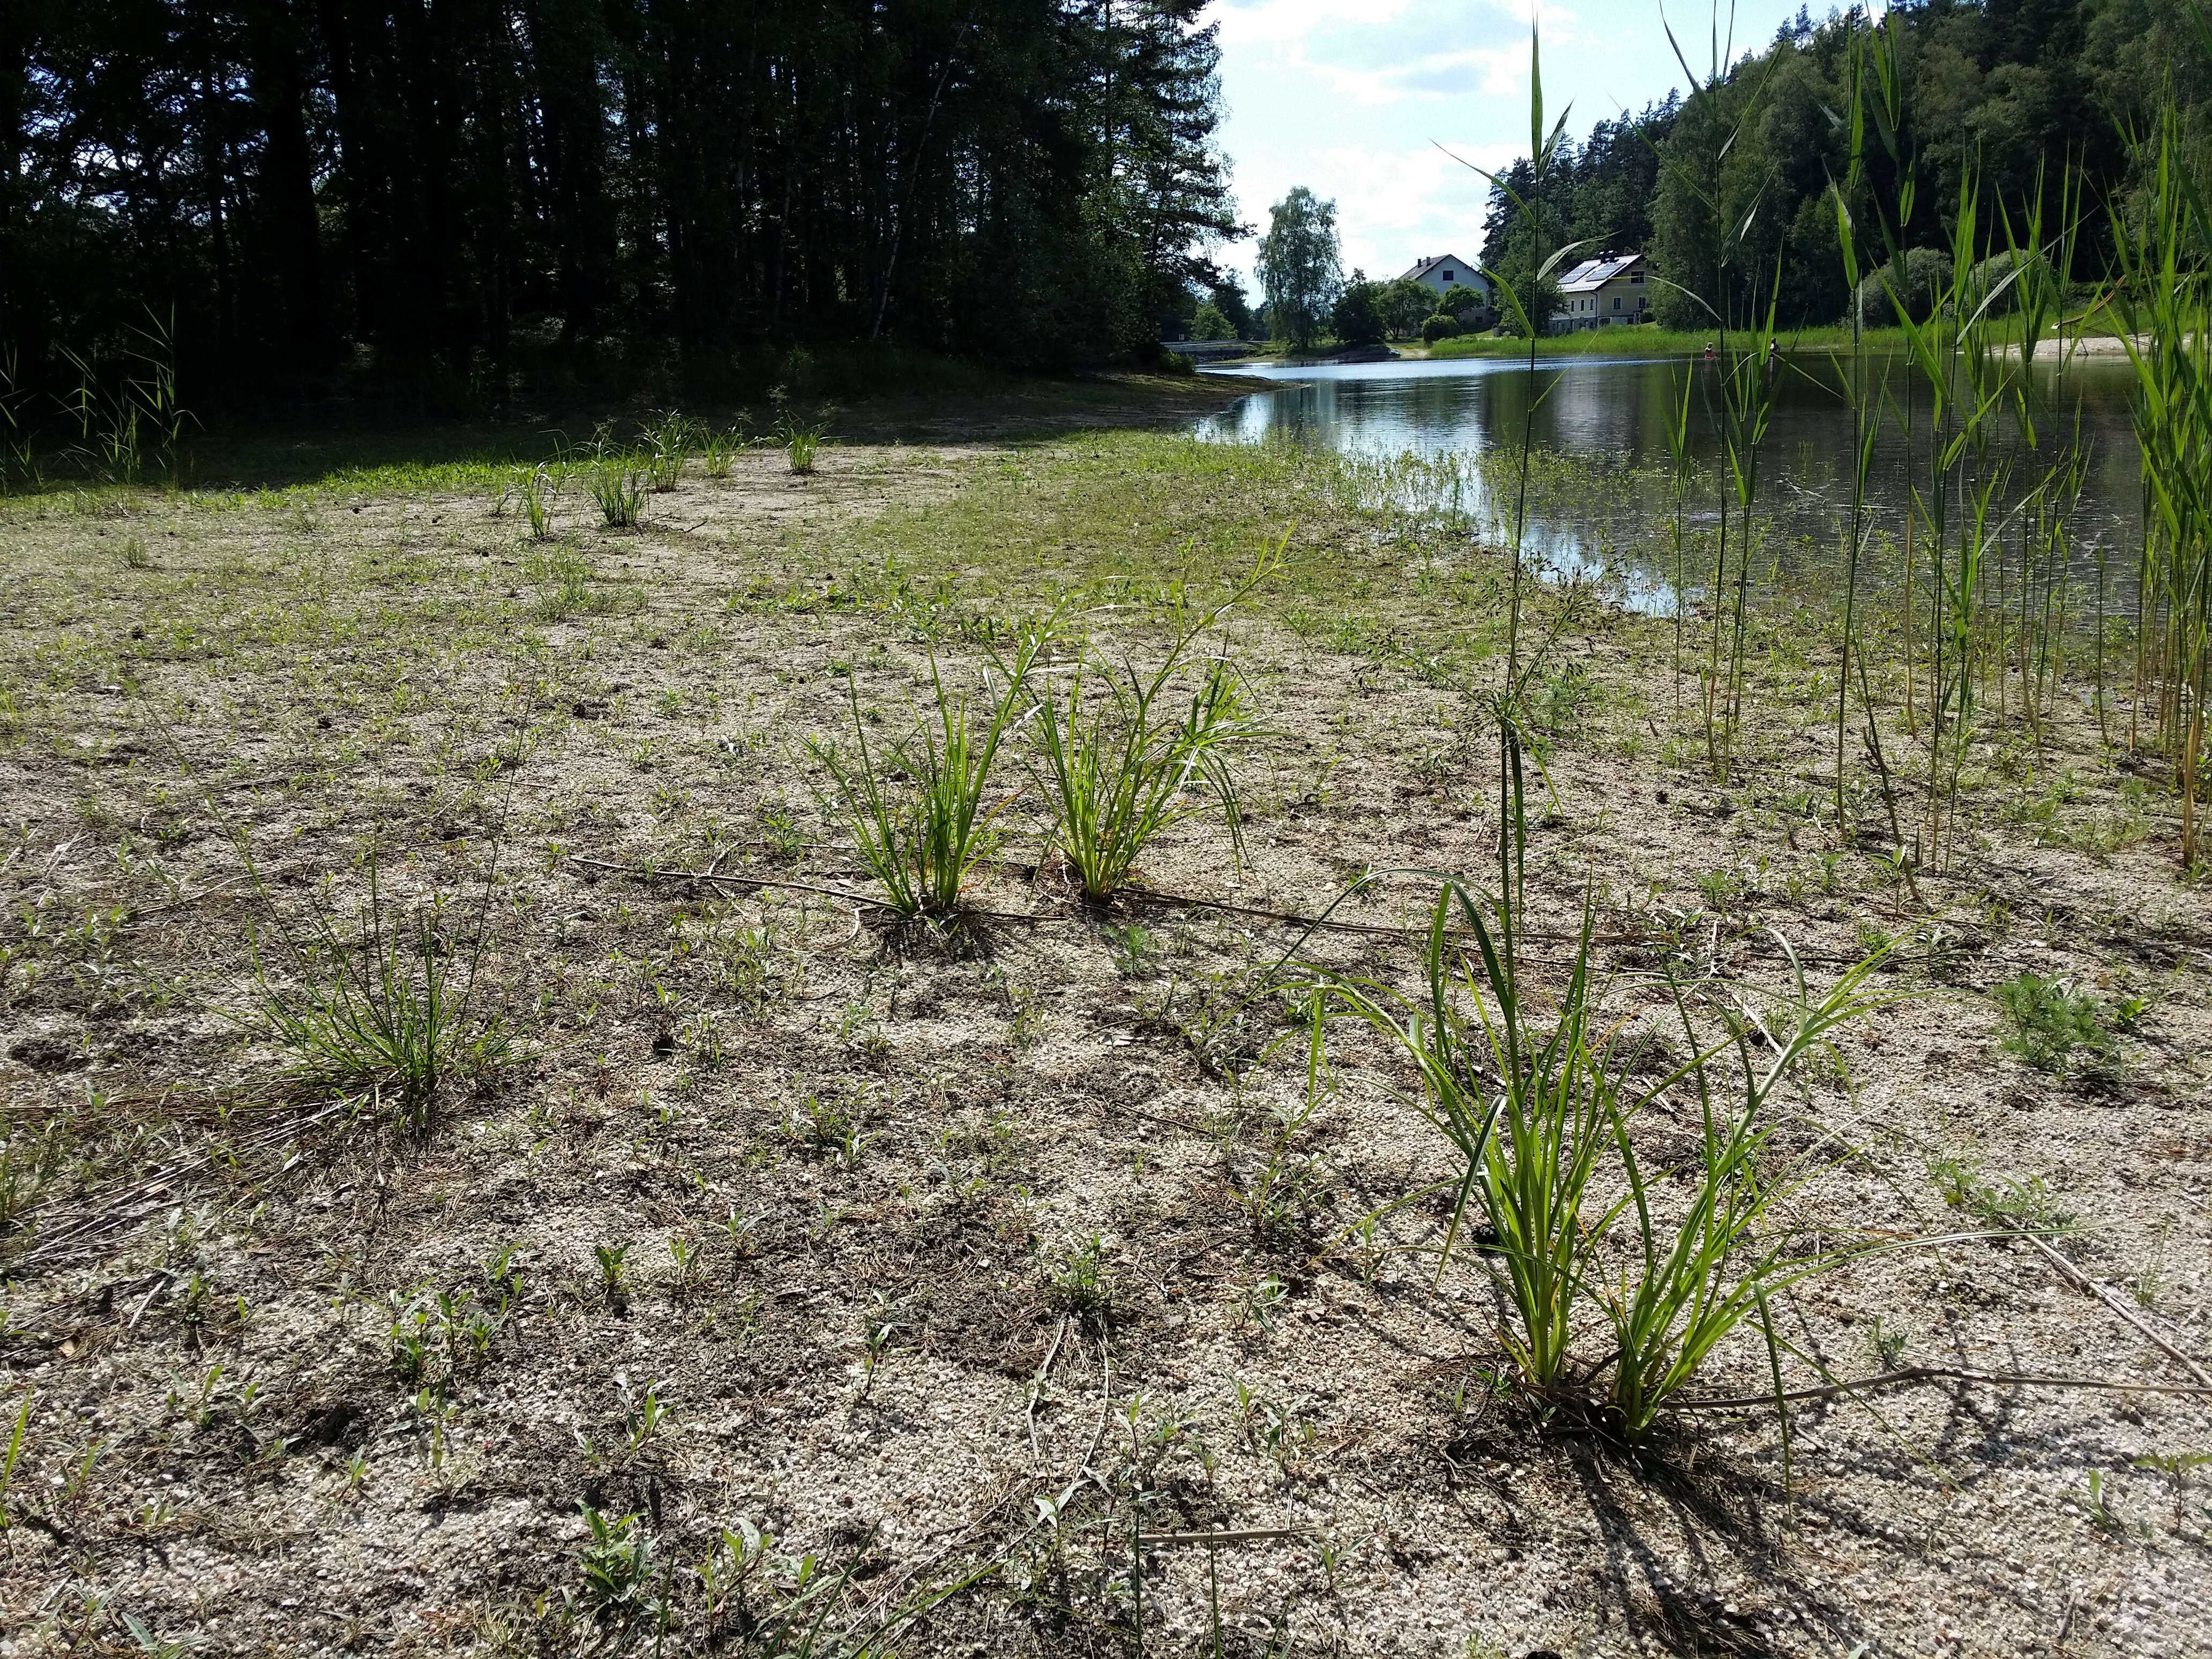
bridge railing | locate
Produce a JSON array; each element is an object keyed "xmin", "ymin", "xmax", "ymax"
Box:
[{"xmin": 1158, "ymin": 339, "xmax": 1260, "ymax": 362}]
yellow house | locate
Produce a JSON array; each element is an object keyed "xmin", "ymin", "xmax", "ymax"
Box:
[{"xmin": 1550, "ymin": 253, "xmax": 1652, "ymax": 332}]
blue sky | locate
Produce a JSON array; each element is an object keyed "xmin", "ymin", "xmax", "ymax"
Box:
[{"xmin": 1205, "ymin": 0, "xmax": 1817, "ymax": 290}]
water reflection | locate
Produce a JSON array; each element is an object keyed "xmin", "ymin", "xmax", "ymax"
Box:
[{"xmin": 1195, "ymin": 353, "xmax": 2143, "ymax": 615}]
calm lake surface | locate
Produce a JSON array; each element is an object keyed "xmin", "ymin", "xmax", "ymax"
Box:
[{"xmin": 1196, "ymin": 352, "xmax": 2144, "ymax": 615}]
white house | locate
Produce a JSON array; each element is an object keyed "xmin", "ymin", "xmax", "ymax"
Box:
[
  {"xmin": 1551, "ymin": 252, "xmax": 1652, "ymax": 331},
  {"xmin": 1400, "ymin": 254, "xmax": 1492, "ymax": 325},
  {"xmin": 1400, "ymin": 253, "xmax": 1485, "ymax": 297}
]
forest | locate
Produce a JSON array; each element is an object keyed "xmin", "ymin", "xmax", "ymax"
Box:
[
  {"xmin": 1481, "ymin": 0, "xmax": 2212, "ymax": 330},
  {"xmin": 13, "ymin": 0, "xmax": 2212, "ymax": 415},
  {"xmin": 3, "ymin": 0, "xmax": 1237, "ymax": 409}
]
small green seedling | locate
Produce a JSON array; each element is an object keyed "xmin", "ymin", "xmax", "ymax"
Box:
[{"xmin": 594, "ymin": 1242, "xmax": 632, "ymax": 1304}]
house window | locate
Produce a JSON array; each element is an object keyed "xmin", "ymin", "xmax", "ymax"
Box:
[
  {"xmin": 1613, "ymin": 296, "xmax": 1621, "ymax": 310},
  {"xmin": 1440, "ymin": 270, "xmax": 1453, "ymax": 282},
  {"xmin": 1630, "ymin": 272, "xmax": 1644, "ymax": 283}
]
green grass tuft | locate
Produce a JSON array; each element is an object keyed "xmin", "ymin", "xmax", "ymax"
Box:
[
  {"xmin": 1306, "ymin": 728, "xmax": 1899, "ymax": 1438},
  {"xmin": 586, "ymin": 452, "xmax": 646, "ymax": 527},
  {"xmin": 809, "ymin": 640, "xmax": 1040, "ymax": 918},
  {"xmin": 251, "ymin": 849, "xmax": 510, "ymax": 1133},
  {"xmin": 1025, "ymin": 554, "xmax": 1275, "ymax": 901}
]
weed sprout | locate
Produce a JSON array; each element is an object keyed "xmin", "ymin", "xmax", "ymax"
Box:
[
  {"xmin": 1045, "ymin": 1234, "xmax": 1115, "ymax": 1331},
  {"xmin": 572, "ymin": 1504, "xmax": 662, "ymax": 1633},
  {"xmin": 594, "ymin": 1242, "xmax": 632, "ymax": 1305},
  {"xmin": 1992, "ymin": 971, "xmax": 2119, "ymax": 1078}
]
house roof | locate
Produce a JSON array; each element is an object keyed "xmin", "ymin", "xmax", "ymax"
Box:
[
  {"xmin": 1399, "ymin": 253, "xmax": 1482, "ymax": 285},
  {"xmin": 1557, "ymin": 254, "xmax": 1644, "ymax": 293}
]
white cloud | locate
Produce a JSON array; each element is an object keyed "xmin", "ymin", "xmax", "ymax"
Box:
[
  {"xmin": 1212, "ymin": 0, "xmax": 1542, "ymax": 109},
  {"xmin": 1215, "ymin": 0, "xmax": 1578, "ymax": 55},
  {"xmin": 1213, "ymin": 0, "xmax": 1423, "ymax": 50},
  {"xmin": 1305, "ymin": 46, "xmax": 1528, "ymax": 106}
]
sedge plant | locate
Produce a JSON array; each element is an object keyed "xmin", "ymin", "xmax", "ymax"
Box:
[
  {"xmin": 1600, "ymin": 933, "xmax": 1899, "ymax": 1436},
  {"xmin": 250, "ymin": 846, "xmax": 511, "ymax": 1133},
  {"xmin": 700, "ymin": 420, "xmax": 749, "ymax": 480},
  {"xmin": 519, "ymin": 466, "xmax": 560, "ymax": 541},
  {"xmin": 1303, "ymin": 731, "xmax": 1625, "ymax": 1396},
  {"xmin": 587, "ymin": 450, "xmax": 646, "ymax": 528},
  {"xmin": 1023, "ymin": 553, "xmax": 1276, "ymax": 902},
  {"xmin": 1823, "ymin": 22, "xmax": 1914, "ymax": 853},
  {"xmin": 1443, "ymin": 17, "xmax": 1586, "ymax": 703},
  {"xmin": 1662, "ymin": 363, "xmax": 1697, "ymax": 711},
  {"xmin": 644, "ymin": 413, "xmax": 693, "ymax": 492},
  {"xmin": 1305, "ymin": 723, "xmax": 1900, "ymax": 1436},
  {"xmin": 777, "ymin": 404, "xmax": 829, "ymax": 475},
  {"xmin": 2111, "ymin": 95, "xmax": 2212, "ymax": 870},
  {"xmin": 1644, "ymin": 5, "xmax": 1792, "ymax": 772},
  {"xmin": 808, "ymin": 637, "xmax": 1043, "ymax": 918}
]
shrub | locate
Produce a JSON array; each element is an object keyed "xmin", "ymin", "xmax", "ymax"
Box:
[
  {"xmin": 1378, "ymin": 276, "xmax": 1433, "ymax": 337},
  {"xmin": 1962, "ymin": 249, "xmax": 2049, "ymax": 320},
  {"xmin": 1422, "ymin": 313, "xmax": 1462, "ymax": 343},
  {"xmin": 1438, "ymin": 282, "xmax": 1489, "ymax": 318},
  {"xmin": 1329, "ymin": 281, "xmax": 1387, "ymax": 347},
  {"xmin": 1850, "ymin": 246, "xmax": 1948, "ymax": 327}
]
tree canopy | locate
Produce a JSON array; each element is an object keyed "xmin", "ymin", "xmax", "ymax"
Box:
[
  {"xmin": 1478, "ymin": 0, "xmax": 2211, "ymax": 332},
  {"xmin": 1330, "ymin": 278, "xmax": 1387, "ymax": 347},
  {"xmin": 1257, "ymin": 185, "xmax": 1342, "ymax": 350}
]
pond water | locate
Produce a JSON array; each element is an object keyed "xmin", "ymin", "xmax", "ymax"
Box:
[{"xmin": 1195, "ymin": 352, "xmax": 2144, "ymax": 616}]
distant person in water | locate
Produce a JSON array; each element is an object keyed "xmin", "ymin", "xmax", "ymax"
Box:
[{"xmin": 1705, "ymin": 341, "xmax": 1716, "ymax": 361}]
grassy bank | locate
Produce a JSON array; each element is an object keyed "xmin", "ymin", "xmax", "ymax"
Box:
[
  {"xmin": 1428, "ymin": 314, "xmax": 2132, "ymax": 361},
  {"xmin": 1428, "ymin": 323, "xmax": 1860, "ymax": 358},
  {"xmin": 1, "ymin": 418, "xmax": 2206, "ymax": 1657},
  {"xmin": 6, "ymin": 357, "xmax": 1264, "ymax": 496}
]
